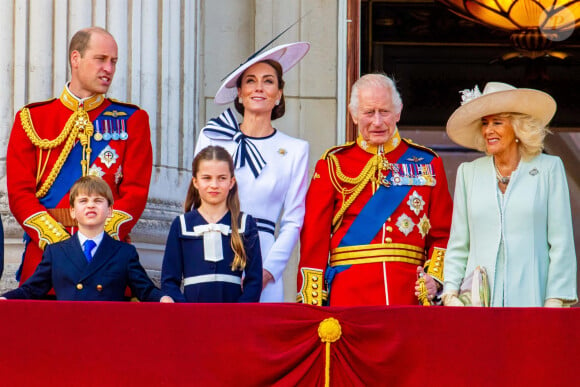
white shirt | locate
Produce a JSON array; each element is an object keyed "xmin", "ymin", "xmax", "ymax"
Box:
[{"xmin": 77, "ymin": 231, "xmax": 105, "ymax": 258}]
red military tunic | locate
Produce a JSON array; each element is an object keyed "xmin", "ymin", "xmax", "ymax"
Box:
[
  {"xmin": 7, "ymin": 86, "xmax": 153, "ymax": 285},
  {"xmin": 297, "ymin": 132, "xmax": 453, "ymax": 306}
]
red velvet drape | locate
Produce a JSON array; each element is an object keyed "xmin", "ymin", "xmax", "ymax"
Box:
[{"xmin": 1, "ymin": 302, "xmax": 578, "ymax": 386}]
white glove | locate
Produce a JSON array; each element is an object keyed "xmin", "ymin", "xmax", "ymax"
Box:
[
  {"xmin": 442, "ymin": 291, "xmax": 464, "ymax": 307},
  {"xmin": 544, "ymin": 298, "xmax": 564, "ymax": 308}
]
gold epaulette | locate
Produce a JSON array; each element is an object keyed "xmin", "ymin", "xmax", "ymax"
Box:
[
  {"xmin": 23, "ymin": 211, "xmax": 70, "ymax": 250},
  {"xmin": 424, "ymin": 247, "xmax": 445, "ymax": 283},
  {"xmin": 104, "ymin": 210, "xmax": 133, "ymax": 240},
  {"xmin": 297, "ymin": 268, "xmax": 327, "ymax": 306},
  {"xmin": 402, "ymin": 138, "xmax": 439, "ymax": 158},
  {"xmin": 108, "ymin": 98, "xmax": 142, "ymax": 110},
  {"xmin": 321, "ymin": 141, "xmax": 356, "ymax": 160}
]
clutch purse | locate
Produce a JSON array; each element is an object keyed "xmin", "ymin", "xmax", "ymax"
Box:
[{"xmin": 458, "ymin": 266, "xmax": 490, "ymax": 307}]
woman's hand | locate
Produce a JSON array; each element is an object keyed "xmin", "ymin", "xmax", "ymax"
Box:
[
  {"xmin": 442, "ymin": 291, "xmax": 464, "ymax": 306},
  {"xmin": 262, "ymin": 269, "xmax": 274, "ymax": 290}
]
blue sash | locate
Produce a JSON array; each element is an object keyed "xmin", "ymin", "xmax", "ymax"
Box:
[
  {"xmin": 338, "ymin": 147, "xmax": 434, "ymax": 247},
  {"xmin": 39, "ymin": 103, "xmax": 136, "ymax": 208}
]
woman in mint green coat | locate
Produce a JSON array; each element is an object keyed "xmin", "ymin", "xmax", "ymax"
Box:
[{"xmin": 442, "ymin": 82, "xmax": 577, "ymax": 307}]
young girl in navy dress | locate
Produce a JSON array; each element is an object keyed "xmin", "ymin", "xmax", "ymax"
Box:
[{"xmin": 161, "ymin": 146, "xmax": 262, "ymax": 302}]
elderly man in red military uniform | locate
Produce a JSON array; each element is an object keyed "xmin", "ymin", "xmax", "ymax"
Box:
[
  {"xmin": 7, "ymin": 27, "xmax": 152, "ymax": 286},
  {"xmin": 297, "ymin": 74, "xmax": 453, "ymax": 306}
]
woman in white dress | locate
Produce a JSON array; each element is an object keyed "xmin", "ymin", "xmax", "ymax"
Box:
[{"xmin": 195, "ymin": 42, "xmax": 310, "ymax": 302}]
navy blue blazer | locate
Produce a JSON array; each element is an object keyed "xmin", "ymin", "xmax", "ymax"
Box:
[{"xmin": 3, "ymin": 233, "xmax": 163, "ymax": 301}]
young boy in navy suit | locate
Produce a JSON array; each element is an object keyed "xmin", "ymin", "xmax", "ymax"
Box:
[{"xmin": 1, "ymin": 176, "xmax": 173, "ymax": 302}]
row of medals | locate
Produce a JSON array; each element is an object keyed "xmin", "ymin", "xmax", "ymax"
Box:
[{"xmin": 92, "ymin": 120, "xmax": 129, "ymax": 141}]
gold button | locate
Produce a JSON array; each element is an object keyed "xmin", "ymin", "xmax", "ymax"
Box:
[
  {"xmin": 387, "ymin": 217, "xmax": 391, "ymax": 222},
  {"xmin": 386, "ymin": 226, "xmax": 393, "ymax": 232},
  {"xmin": 76, "ymin": 283, "xmax": 83, "ymax": 290},
  {"xmin": 312, "ymin": 276, "xmax": 318, "ymax": 282},
  {"xmin": 385, "ymin": 237, "xmax": 392, "ymax": 243},
  {"xmin": 311, "ymin": 299, "xmax": 318, "ymax": 305},
  {"xmin": 96, "ymin": 285, "xmax": 103, "ymax": 291},
  {"xmin": 433, "ymin": 268, "xmax": 439, "ymax": 272},
  {"xmin": 312, "ymin": 291, "xmax": 318, "ymax": 297},
  {"xmin": 312, "ymin": 283, "xmax": 318, "ymax": 289}
]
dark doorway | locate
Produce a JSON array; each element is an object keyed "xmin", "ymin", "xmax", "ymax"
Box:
[{"xmin": 361, "ymin": 0, "xmax": 580, "ymax": 129}]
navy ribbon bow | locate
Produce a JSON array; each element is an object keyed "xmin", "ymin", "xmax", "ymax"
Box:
[{"xmin": 201, "ymin": 108, "xmax": 267, "ymax": 178}]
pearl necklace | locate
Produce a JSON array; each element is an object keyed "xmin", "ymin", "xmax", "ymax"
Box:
[{"xmin": 494, "ymin": 164, "xmax": 511, "ymax": 184}]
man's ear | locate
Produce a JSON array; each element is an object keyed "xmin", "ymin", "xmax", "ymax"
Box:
[
  {"xmin": 349, "ymin": 108, "xmax": 358, "ymax": 125},
  {"xmin": 69, "ymin": 206, "xmax": 76, "ymax": 220},
  {"xmin": 70, "ymin": 50, "xmax": 81, "ymax": 69}
]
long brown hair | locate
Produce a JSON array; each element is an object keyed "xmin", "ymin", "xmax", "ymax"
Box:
[
  {"xmin": 234, "ymin": 59, "xmax": 286, "ymax": 120},
  {"xmin": 184, "ymin": 146, "xmax": 247, "ymax": 271}
]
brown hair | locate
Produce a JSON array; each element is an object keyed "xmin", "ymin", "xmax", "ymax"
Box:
[
  {"xmin": 184, "ymin": 146, "xmax": 247, "ymax": 271},
  {"xmin": 234, "ymin": 59, "xmax": 286, "ymax": 120},
  {"xmin": 69, "ymin": 175, "xmax": 114, "ymax": 207},
  {"xmin": 68, "ymin": 27, "xmax": 114, "ymax": 66}
]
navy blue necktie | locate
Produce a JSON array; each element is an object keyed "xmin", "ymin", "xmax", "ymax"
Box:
[{"xmin": 83, "ymin": 240, "xmax": 96, "ymax": 263}]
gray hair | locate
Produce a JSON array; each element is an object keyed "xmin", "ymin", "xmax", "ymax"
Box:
[{"xmin": 348, "ymin": 73, "xmax": 403, "ymax": 115}]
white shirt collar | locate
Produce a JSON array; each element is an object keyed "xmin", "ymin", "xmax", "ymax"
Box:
[{"xmin": 77, "ymin": 231, "xmax": 105, "ymax": 253}]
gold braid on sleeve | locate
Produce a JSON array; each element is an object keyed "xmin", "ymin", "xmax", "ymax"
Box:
[
  {"xmin": 424, "ymin": 247, "xmax": 445, "ymax": 284},
  {"xmin": 104, "ymin": 210, "xmax": 133, "ymax": 240},
  {"xmin": 20, "ymin": 108, "xmax": 93, "ymax": 198}
]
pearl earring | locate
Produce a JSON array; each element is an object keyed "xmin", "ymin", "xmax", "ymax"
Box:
[
  {"xmin": 238, "ymin": 97, "xmax": 243, "ymax": 104},
  {"xmin": 515, "ymin": 138, "xmax": 520, "ymax": 143},
  {"xmin": 275, "ymin": 100, "xmax": 280, "ymax": 106}
]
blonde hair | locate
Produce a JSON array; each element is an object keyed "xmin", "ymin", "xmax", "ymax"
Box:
[
  {"xmin": 478, "ymin": 112, "xmax": 549, "ymax": 160},
  {"xmin": 185, "ymin": 146, "xmax": 247, "ymax": 271}
]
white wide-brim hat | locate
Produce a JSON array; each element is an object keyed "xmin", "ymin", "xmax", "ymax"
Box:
[
  {"xmin": 446, "ymin": 82, "xmax": 556, "ymax": 151},
  {"xmin": 214, "ymin": 42, "xmax": 310, "ymax": 105}
]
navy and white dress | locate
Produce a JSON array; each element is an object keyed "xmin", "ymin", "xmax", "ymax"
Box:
[
  {"xmin": 195, "ymin": 108, "xmax": 309, "ymax": 302},
  {"xmin": 161, "ymin": 209, "xmax": 262, "ymax": 303}
]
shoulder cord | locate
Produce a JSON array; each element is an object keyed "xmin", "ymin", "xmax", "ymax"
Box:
[
  {"xmin": 328, "ymin": 153, "xmax": 386, "ymax": 230},
  {"xmin": 20, "ymin": 107, "xmax": 93, "ymax": 198}
]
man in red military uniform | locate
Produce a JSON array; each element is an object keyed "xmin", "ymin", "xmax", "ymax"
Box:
[
  {"xmin": 297, "ymin": 74, "xmax": 453, "ymax": 306},
  {"xmin": 7, "ymin": 27, "xmax": 152, "ymax": 286}
]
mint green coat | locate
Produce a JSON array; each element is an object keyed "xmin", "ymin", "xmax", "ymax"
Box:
[{"xmin": 444, "ymin": 154, "xmax": 577, "ymax": 306}]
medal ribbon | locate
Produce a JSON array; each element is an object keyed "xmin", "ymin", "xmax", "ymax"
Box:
[
  {"xmin": 338, "ymin": 147, "xmax": 434, "ymax": 247},
  {"xmin": 40, "ymin": 103, "xmax": 135, "ymax": 208}
]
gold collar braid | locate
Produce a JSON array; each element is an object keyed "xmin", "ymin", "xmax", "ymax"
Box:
[{"xmin": 20, "ymin": 107, "xmax": 94, "ymax": 198}]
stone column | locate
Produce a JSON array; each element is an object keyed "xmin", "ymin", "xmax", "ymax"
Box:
[{"xmin": 0, "ymin": 0, "xmax": 198, "ymax": 291}]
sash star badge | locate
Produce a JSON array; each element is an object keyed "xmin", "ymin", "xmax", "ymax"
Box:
[
  {"xmin": 88, "ymin": 165, "xmax": 105, "ymax": 178},
  {"xmin": 396, "ymin": 214, "xmax": 415, "ymax": 236},
  {"xmin": 98, "ymin": 145, "xmax": 119, "ymax": 168},
  {"xmin": 407, "ymin": 191, "xmax": 425, "ymax": 216},
  {"xmin": 418, "ymin": 214, "xmax": 431, "ymax": 239}
]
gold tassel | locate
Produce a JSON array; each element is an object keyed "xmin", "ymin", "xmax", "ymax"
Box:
[{"xmin": 318, "ymin": 318, "xmax": 342, "ymax": 387}]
